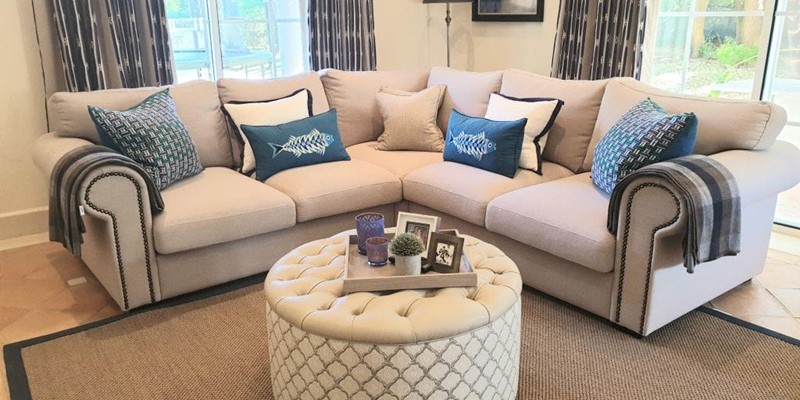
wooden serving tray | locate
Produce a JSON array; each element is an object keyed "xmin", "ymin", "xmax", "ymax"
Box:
[{"xmin": 342, "ymin": 231, "xmax": 478, "ymax": 294}]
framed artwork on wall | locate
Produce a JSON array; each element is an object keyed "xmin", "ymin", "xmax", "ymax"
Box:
[{"xmin": 472, "ymin": 0, "xmax": 544, "ymax": 22}]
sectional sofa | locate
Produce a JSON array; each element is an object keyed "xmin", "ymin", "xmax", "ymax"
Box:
[{"xmin": 33, "ymin": 67, "xmax": 800, "ymax": 336}]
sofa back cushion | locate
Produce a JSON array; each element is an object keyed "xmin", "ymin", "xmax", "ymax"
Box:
[
  {"xmin": 500, "ymin": 69, "xmax": 608, "ymax": 173},
  {"xmin": 320, "ymin": 69, "xmax": 430, "ymax": 146},
  {"xmin": 428, "ymin": 67, "xmax": 503, "ymax": 134},
  {"xmin": 217, "ymin": 72, "xmax": 329, "ymax": 114},
  {"xmin": 586, "ymin": 78, "xmax": 787, "ymax": 170},
  {"xmin": 49, "ymin": 80, "xmax": 232, "ymax": 168}
]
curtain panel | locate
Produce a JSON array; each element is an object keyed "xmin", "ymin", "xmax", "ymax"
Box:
[
  {"xmin": 308, "ymin": 0, "xmax": 377, "ymax": 71},
  {"xmin": 551, "ymin": 0, "xmax": 647, "ymax": 80},
  {"xmin": 51, "ymin": 0, "xmax": 174, "ymax": 92}
]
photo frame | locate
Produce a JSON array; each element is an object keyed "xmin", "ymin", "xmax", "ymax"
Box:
[
  {"xmin": 427, "ymin": 232, "xmax": 465, "ymax": 274},
  {"xmin": 472, "ymin": 0, "xmax": 545, "ymax": 22},
  {"xmin": 396, "ymin": 212, "xmax": 441, "ymax": 253}
]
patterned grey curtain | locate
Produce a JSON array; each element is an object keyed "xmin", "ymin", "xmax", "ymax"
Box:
[
  {"xmin": 551, "ymin": 0, "xmax": 647, "ymax": 80},
  {"xmin": 52, "ymin": 0, "xmax": 174, "ymax": 91},
  {"xmin": 52, "ymin": 0, "xmax": 106, "ymax": 91},
  {"xmin": 308, "ymin": 0, "xmax": 377, "ymax": 71}
]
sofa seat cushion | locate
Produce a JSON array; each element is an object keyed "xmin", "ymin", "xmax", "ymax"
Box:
[
  {"xmin": 154, "ymin": 168, "xmax": 296, "ymax": 254},
  {"xmin": 403, "ymin": 161, "xmax": 573, "ymax": 226},
  {"xmin": 486, "ymin": 173, "xmax": 615, "ymax": 273},
  {"xmin": 347, "ymin": 141, "xmax": 443, "ymax": 178},
  {"xmin": 266, "ymin": 159, "xmax": 402, "ymax": 222}
]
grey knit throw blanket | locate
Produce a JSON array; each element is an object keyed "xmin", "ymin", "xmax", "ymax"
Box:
[
  {"xmin": 607, "ymin": 155, "xmax": 741, "ymax": 273},
  {"xmin": 49, "ymin": 145, "xmax": 164, "ymax": 256}
]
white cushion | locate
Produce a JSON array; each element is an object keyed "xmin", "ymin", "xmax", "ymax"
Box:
[
  {"xmin": 484, "ymin": 93, "xmax": 562, "ymax": 174},
  {"xmin": 223, "ymin": 89, "xmax": 311, "ymax": 175}
]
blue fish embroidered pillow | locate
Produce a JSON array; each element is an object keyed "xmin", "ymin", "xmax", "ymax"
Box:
[
  {"xmin": 241, "ymin": 109, "xmax": 350, "ymax": 181},
  {"xmin": 592, "ymin": 99, "xmax": 698, "ymax": 194},
  {"xmin": 443, "ymin": 110, "xmax": 527, "ymax": 178}
]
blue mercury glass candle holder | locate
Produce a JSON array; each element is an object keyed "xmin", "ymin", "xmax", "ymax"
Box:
[{"xmin": 355, "ymin": 213, "xmax": 385, "ymax": 255}]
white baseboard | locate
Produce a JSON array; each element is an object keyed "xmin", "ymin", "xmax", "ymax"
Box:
[{"xmin": 0, "ymin": 207, "xmax": 48, "ymax": 241}]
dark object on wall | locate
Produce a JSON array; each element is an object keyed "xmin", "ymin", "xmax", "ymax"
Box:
[
  {"xmin": 551, "ymin": 0, "xmax": 647, "ymax": 80},
  {"xmin": 422, "ymin": 0, "xmax": 472, "ymax": 67},
  {"xmin": 309, "ymin": 0, "xmax": 377, "ymax": 71},
  {"xmin": 472, "ymin": 0, "xmax": 544, "ymax": 22},
  {"xmin": 51, "ymin": 0, "xmax": 175, "ymax": 92}
]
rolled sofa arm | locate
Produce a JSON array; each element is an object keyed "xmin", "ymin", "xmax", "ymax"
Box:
[
  {"xmin": 610, "ymin": 141, "xmax": 800, "ymax": 336},
  {"xmin": 33, "ymin": 133, "xmax": 161, "ymax": 310}
]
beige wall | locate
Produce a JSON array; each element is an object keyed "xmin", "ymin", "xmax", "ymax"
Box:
[
  {"xmin": 0, "ymin": 0, "xmax": 50, "ymax": 240},
  {"xmin": 374, "ymin": 0, "xmax": 560, "ymax": 74}
]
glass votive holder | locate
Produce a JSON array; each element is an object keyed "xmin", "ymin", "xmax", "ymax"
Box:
[
  {"xmin": 355, "ymin": 212, "xmax": 384, "ymax": 255},
  {"xmin": 365, "ymin": 237, "xmax": 389, "ymax": 267}
]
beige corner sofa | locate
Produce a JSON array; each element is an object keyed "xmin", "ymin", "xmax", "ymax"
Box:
[{"xmin": 33, "ymin": 66, "xmax": 800, "ymax": 336}]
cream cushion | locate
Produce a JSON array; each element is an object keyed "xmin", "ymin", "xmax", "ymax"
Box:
[
  {"xmin": 347, "ymin": 141, "xmax": 443, "ymax": 178},
  {"xmin": 265, "ymin": 159, "xmax": 402, "ymax": 222},
  {"xmin": 485, "ymin": 93, "xmax": 562, "ymax": 173},
  {"xmin": 264, "ymin": 230, "xmax": 522, "ymax": 343},
  {"xmin": 486, "ymin": 173, "xmax": 615, "ymax": 273},
  {"xmin": 375, "ymin": 85, "xmax": 446, "ymax": 151},
  {"xmin": 584, "ymin": 78, "xmax": 789, "ymax": 171},
  {"xmin": 48, "ymin": 80, "xmax": 232, "ymax": 168},
  {"xmin": 500, "ymin": 69, "xmax": 608, "ymax": 173},
  {"xmin": 153, "ymin": 168, "xmax": 296, "ymax": 254},
  {"xmin": 320, "ymin": 69, "xmax": 431, "ymax": 146},
  {"xmin": 223, "ymin": 89, "xmax": 311, "ymax": 175},
  {"xmin": 428, "ymin": 66, "xmax": 503, "ymax": 133},
  {"xmin": 403, "ymin": 161, "xmax": 574, "ymax": 226}
]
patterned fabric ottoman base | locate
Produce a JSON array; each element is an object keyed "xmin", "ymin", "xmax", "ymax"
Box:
[{"xmin": 266, "ymin": 300, "xmax": 521, "ymax": 400}]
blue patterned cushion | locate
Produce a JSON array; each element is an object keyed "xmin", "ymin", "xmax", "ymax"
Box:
[
  {"xmin": 443, "ymin": 110, "xmax": 527, "ymax": 178},
  {"xmin": 88, "ymin": 89, "xmax": 203, "ymax": 190},
  {"xmin": 241, "ymin": 109, "xmax": 351, "ymax": 181},
  {"xmin": 592, "ymin": 99, "xmax": 698, "ymax": 194}
]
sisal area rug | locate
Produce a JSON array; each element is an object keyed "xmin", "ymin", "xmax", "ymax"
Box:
[{"xmin": 4, "ymin": 274, "xmax": 800, "ymax": 400}]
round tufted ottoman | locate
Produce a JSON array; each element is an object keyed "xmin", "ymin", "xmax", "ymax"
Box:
[{"xmin": 264, "ymin": 230, "xmax": 522, "ymax": 400}]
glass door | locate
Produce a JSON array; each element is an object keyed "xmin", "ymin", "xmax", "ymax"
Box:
[{"xmin": 763, "ymin": 0, "xmax": 800, "ymax": 227}]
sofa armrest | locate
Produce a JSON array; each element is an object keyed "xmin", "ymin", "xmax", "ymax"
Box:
[
  {"xmin": 32, "ymin": 132, "xmax": 94, "ymax": 178},
  {"xmin": 34, "ymin": 133, "xmax": 161, "ymax": 310},
  {"xmin": 78, "ymin": 165, "xmax": 162, "ymax": 310},
  {"xmin": 610, "ymin": 142, "xmax": 800, "ymax": 336},
  {"xmin": 708, "ymin": 140, "xmax": 800, "ymax": 205}
]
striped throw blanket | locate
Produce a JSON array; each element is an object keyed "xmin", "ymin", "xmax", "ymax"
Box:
[
  {"xmin": 607, "ymin": 155, "xmax": 741, "ymax": 273},
  {"xmin": 50, "ymin": 145, "xmax": 164, "ymax": 256}
]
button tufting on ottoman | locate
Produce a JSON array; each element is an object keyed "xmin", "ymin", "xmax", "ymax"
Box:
[{"xmin": 264, "ymin": 230, "xmax": 523, "ymax": 400}]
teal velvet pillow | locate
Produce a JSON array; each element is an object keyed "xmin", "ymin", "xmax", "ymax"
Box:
[
  {"xmin": 592, "ymin": 99, "xmax": 698, "ymax": 194},
  {"xmin": 443, "ymin": 110, "xmax": 527, "ymax": 178},
  {"xmin": 88, "ymin": 89, "xmax": 203, "ymax": 190},
  {"xmin": 241, "ymin": 109, "xmax": 351, "ymax": 181}
]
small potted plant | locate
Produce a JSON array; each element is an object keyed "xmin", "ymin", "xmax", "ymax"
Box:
[{"xmin": 390, "ymin": 233, "xmax": 425, "ymax": 276}]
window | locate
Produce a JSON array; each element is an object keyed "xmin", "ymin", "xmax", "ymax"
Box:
[
  {"xmin": 642, "ymin": 0, "xmax": 800, "ymax": 228},
  {"xmin": 165, "ymin": 0, "xmax": 308, "ymax": 82}
]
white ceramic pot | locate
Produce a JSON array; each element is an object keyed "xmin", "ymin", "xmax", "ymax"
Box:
[{"xmin": 394, "ymin": 255, "xmax": 422, "ymax": 276}]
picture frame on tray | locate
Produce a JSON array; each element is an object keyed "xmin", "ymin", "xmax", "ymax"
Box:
[
  {"xmin": 396, "ymin": 212, "xmax": 441, "ymax": 252},
  {"xmin": 427, "ymin": 232, "xmax": 465, "ymax": 274}
]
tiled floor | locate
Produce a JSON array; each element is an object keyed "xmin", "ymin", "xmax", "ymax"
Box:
[{"xmin": 1, "ymin": 234, "xmax": 800, "ymax": 400}]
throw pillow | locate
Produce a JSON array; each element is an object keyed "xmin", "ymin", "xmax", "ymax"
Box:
[
  {"xmin": 591, "ymin": 99, "xmax": 699, "ymax": 194},
  {"xmin": 443, "ymin": 110, "xmax": 527, "ymax": 178},
  {"xmin": 375, "ymin": 85, "xmax": 446, "ymax": 152},
  {"xmin": 241, "ymin": 109, "xmax": 351, "ymax": 181},
  {"xmin": 88, "ymin": 89, "xmax": 203, "ymax": 190},
  {"xmin": 223, "ymin": 88, "xmax": 313, "ymax": 175},
  {"xmin": 484, "ymin": 93, "xmax": 564, "ymax": 174}
]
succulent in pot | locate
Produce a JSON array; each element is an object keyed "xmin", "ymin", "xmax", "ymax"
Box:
[{"xmin": 390, "ymin": 233, "xmax": 425, "ymax": 276}]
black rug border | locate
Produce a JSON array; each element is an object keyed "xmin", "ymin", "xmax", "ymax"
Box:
[
  {"xmin": 3, "ymin": 272, "xmax": 267, "ymax": 400},
  {"xmin": 4, "ymin": 276, "xmax": 799, "ymax": 400}
]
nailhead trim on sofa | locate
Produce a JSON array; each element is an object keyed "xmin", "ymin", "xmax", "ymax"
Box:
[{"xmin": 84, "ymin": 172, "xmax": 156, "ymax": 309}]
